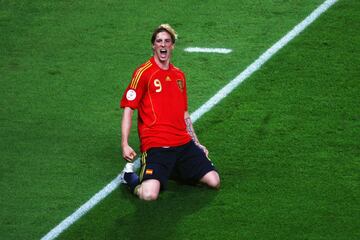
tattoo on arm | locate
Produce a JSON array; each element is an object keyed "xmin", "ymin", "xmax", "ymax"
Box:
[
  {"xmin": 185, "ymin": 117, "xmax": 198, "ymax": 142},
  {"xmin": 185, "ymin": 116, "xmax": 208, "ymax": 156}
]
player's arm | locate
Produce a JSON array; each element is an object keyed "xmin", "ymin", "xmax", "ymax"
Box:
[
  {"xmin": 121, "ymin": 107, "xmax": 137, "ymax": 162},
  {"xmin": 184, "ymin": 111, "xmax": 209, "ymax": 157}
]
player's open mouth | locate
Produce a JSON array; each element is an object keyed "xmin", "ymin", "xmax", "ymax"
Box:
[{"xmin": 160, "ymin": 49, "xmax": 167, "ymax": 57}]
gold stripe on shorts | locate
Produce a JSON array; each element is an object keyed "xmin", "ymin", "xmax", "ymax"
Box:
[{"xmin": 139, "ymin": 152, "xmax": 147, "ymax": 182}]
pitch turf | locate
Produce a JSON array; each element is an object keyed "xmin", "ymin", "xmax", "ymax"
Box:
[{"xmin": 1, "ymin": 0, "xmax": 359, "ymax": 239}]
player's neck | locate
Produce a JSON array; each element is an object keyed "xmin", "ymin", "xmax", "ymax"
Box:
[{"xmin": 153, "ymin": 56, "xmax": 170, "ymax": 70}]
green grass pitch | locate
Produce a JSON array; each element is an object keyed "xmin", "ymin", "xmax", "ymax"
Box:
[{"xmin": 1, "ymin": 0, "xmax": 359, "ymax": 239}]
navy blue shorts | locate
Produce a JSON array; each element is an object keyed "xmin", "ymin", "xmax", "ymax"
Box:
[{"xmin": 139, "ymin": 140, "xmax": 216, "ymax": 190}]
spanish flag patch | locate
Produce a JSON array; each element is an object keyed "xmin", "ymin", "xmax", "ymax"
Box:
[{"xmin": 145, "ymin": 169, "xmax": 153, "ymax": 175}]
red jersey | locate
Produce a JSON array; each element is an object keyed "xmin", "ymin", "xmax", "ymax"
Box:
[{"xmin": 120, "ymin": 57, "xmax": 191, "ymax": 152}]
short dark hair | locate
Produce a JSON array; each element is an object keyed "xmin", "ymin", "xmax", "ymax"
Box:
[{"xmin": 151, "ymin": 24, "xmax": 177, "ymax": 44}]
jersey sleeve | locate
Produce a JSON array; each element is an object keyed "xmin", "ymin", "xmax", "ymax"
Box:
[{"xmin": 120, "ymin": 63, "xmax": 150, "ymax": 109}]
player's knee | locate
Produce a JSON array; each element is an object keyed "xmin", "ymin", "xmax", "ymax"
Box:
[
  {"xmin": 138, "ymin": 180, "xmax": 160, "ymax": 201},
  {"xmin": 201, "ymin": 171, "xmax": 220, "ymax": 190},
  {"xmin": 141, "ymin": 190, "xmax": 159, "ymax": 201},
  {"xmin": 208, "ymin": 176, "xmax": 221, "ymax": 189}
]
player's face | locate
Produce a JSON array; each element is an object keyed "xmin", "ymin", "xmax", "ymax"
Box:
[{"xmin": 153, "ymin": 31, "xmax": 174, "ymax": 64}]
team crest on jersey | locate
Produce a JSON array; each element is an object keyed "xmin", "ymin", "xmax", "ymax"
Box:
[
  {"xmin": 176, "ymin": 79, "xmax": 184, "ymax": 92},
  {"xmin": 126, "ymin": 89, "xmax": 136, "ymax": 101}
]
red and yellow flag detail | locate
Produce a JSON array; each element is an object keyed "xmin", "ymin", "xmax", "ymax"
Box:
[
  {"xmin": 130, "ymin": 61, "xmax": 152, "ymax": 89},
  {"xmin": 145, "ymin": 169, "xmax": 153, "ymax": 175}
]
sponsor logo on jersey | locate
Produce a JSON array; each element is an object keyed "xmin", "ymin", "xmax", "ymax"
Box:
[{"xmin": 145, "ymin": 169, "xmax": 153, "ymax": 175}]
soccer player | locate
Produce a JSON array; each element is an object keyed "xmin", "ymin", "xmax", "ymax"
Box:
[{"xmin": 120, "ymin": 24, "xmax": 220, "ymax": 201}]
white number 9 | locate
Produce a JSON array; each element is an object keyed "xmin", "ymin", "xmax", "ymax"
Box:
[{"xmin": 154, "ymin": 79, "xmax": 162, "ymax": 93}]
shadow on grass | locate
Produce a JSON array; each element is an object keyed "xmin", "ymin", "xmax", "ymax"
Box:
[{"xmin": 114, "ymin": 182, "xmax": 218, "ymax": 240}]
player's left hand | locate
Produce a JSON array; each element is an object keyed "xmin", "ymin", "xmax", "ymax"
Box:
[{"xmin": 196, "ymin": 143, "xmax": 209, "ymax": 158}]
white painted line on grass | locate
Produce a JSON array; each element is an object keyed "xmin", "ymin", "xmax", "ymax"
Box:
[
  {"xmin": 41, "ymin": 174, "xmax": 123, "ymax": 240},
  {"xmin": 191, "ymin": 0, "xmax": 338, "ymax": 123},
  {"xmin": 184, "ymin": 47, "xmax": 232, "ymax": 54},
  {"xmin": 40, "ymin": 0, "xmax": 338, "ymax": 239}
]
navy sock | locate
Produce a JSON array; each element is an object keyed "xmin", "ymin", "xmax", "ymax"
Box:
[{"xmin": 124, "ymin": 172, "xmax": 140, "ymax": 194}]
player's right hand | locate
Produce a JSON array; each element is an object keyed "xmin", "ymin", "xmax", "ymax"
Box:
[{"xmin": 122, "ymin": 145, "xmax": 137, "ymax": 162}]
